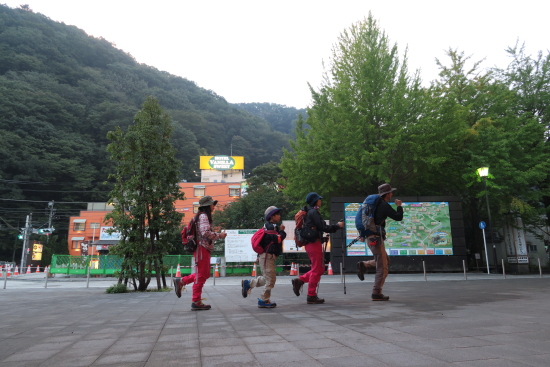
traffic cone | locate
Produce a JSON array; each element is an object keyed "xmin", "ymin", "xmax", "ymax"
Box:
[
  {"xmin": 175, "ymin": 264, "xmax": 181, "ymax": 277},
  {"xmin": 290, "ymin": 262, "xmax": 296, "ymax": 275},
  {"xmin": 14, "ymin": 266, "xmax": 19, "ymax": 275},
  {"xmin": 327, "ymin": 262, "xmax": 334, "ymax": 275},
  {"xmin": 214, "ymin": 263, "xmax": 220, "ymax": 277},
  {"xmin": 36, "ymin": 265, "xmax": 41, "ymax": 273},
  {"xmin": 7, "ymin": 265, "xmax": 11, "ymax": 277},
  {"xmin": 26, "ymin": 265, "xmax": 31, "ymax": 274},
  {"xmin": 252, "ymin": 262, "xmax": 257, "ymax": 277}
]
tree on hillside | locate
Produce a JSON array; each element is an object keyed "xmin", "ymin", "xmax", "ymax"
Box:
[
  {"xmin": 105, "ymin": 96, "xmax": 184, "ymax": 291},
  {"xmin": 281, "ymin": 14, "xmax": 430, "ymax": 210}
]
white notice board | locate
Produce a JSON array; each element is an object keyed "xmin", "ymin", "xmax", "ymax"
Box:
[{"xmin": 224, "ymin": 229, "xmax": 258, "ymax": 262}]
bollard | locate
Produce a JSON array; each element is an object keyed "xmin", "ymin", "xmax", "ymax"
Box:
[
  {"xmin": 502, "ymin": 259, "xmax": 506, "ymax": 279},
  {"xmin": 340, "ymin": 262, "xmax": 343, "ymax": 283},
  {"xmin": 170, "ymin": 266, "xmax": 173, "ymax": 285},
  {"xmin": 423, "ymin": 261, "xmax": 427, "ymax": 281},
  {"xmin": 45, "ymin": 267, "xmax": 49, "ymax": 289},
  {"xmin": 297, "ymin": 263, "xmax": 300, "ymax": 277},
  {"xmin": 3, "ymin": 268, "xmax": 7, "ymax": 289},
  {"xmin": 538, "ymin": 258, "xmax": 542, "ymax": 278},
  {"xmin": 212, "ymin": 265, "xmax": 215, "ymax": 286},
  {"xmin": 463, "ymin": 260, "xmax": 467, "ymax": 280},
  {"xmin": 86, "ymin": 265, "xmax": 90, "ymax": 288}
]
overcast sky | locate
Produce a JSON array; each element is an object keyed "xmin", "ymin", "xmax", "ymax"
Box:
[{"xmin": 3, "ymin": 0, "xmax": 549, "ymax": 108}]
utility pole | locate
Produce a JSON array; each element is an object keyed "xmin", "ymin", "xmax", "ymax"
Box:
[
  {"xmin": 47, "ymin": 201, "xmax": 55, "ymax": 243},
  {"xmin": 20, "ymin": 213, "xmax": 32, "ymax": 269}
]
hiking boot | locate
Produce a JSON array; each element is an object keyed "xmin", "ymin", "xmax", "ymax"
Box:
[
  {"xmin": 241, "ymin": 279, "xmax": 251, "ymax": 298},
  {"xmin": 292, "ymin": 278, "xmax": 304, "ymax": 297},
  {"xmin": 307, "ymin": 295, "xmax": 325, "ymax": 304},
  {"xmin": 173, "ymin": 278, "xmax": 182, "ymax": 298},
  {"xmin": 191, "ymin": 301, "xmax": 211, "ymax": 311},
  {"xmin": 357, "ymin": 262, "xmax": 367, "ymax": 281},
  {"xmin": 372, "ymin": 294, "xmax": 389, "ymax": 301},
  {"xmin": 257, "ymin": 298, "xmax": 277, "ymax": 308}
]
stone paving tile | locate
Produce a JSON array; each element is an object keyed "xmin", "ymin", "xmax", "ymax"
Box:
[
  {"xmin": 247, "ymin": 341, "xmax": 298, "ymax": 354},
  {"xmin": 450, "ymin": 358, "xmax": 534, "ymax": 367},
  {"xmin": 419, "ymin": 346, "xmax": 501, "ymax": 363},
  {"xmin": 145, "ymin": 357, "xmax": 201, "ymax": 367},
  {"xmin": 104, "ymin": 342, "xmax": 155, "ymax": 355},
  {"xmin": 200, "ymin": 344, "xmax": 251, "ymax": 357},
  {"xmin": 253, "ymin": 350, "xmax": 311, "ymax": 363},
  {"xmin": 92, "ymin": 351, "xmax": 150, "ymax": 365},
  {"xmin": 316, "ymin": 355, "xmax": 392, "ymax": 367},
  {"xmin": 303, "ymin": 346, "xmax": 364, "ymax": 359},
  {"xmin": 370, "ymin": 351, "xmax": 447, "ymax": 366},
  {"xmin": 503, "ymin": 353, "xmax": 550, "ymax": 367},
  {"xmin": 3, "ymin": 349, "xmax": 61, "ymax": 362},
  {"xmin": 201, "ymin": 352, "xmax": 258, "ymax": 366},
  {"xmin": 39, "ymin": 354, "xmax": 99, "ymax": 367},
  {"xmin": 262, "ymin": 360, "xmax": 326, "ymax": 367}
]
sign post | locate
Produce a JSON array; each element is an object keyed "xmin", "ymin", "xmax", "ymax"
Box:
[{"xmin": 479, "ymin": 221, "xmax": 490, "ymax": 274}]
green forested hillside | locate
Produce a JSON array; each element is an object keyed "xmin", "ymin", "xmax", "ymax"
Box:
[
  {"xmin": 0, "ymin": 5, "xmax": 292, "ymax": 257},
  {"xmin": 232, "ymin": 102, "xmax": 307, "ymax": 136}
]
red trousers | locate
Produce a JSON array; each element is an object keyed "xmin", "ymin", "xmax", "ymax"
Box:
[
  {"xmin": 299, "ymin": 240, "xmax": 324, "ymax": 296},
  {"xmin": 181, "ymin": 245, "xmax": 211, "ymax": 303}
]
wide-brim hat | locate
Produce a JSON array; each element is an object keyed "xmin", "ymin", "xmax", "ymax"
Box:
[
  {"xmin": 199, "ymin": 195, "xmax": 218, "ymax": 207},
  {"xmin": 306, "ymin": 192, "xmax": 323, "ymax": 206},
  {"xmin": 265, "ymin": 206, "xmax": 282, "ymax": 221},
  {"xmin": 378, "ymin": 183, "xmax": 396, "ymax": 196}
]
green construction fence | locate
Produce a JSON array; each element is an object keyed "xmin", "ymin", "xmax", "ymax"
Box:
[{"xmin": 49, "ymin": 254, "xmax": 284, "ymax": 276}]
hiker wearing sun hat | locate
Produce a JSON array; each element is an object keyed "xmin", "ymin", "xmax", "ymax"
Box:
[
  {"xmin": 291, "ymin": 192, "xmax": 344, "ymax": 304},
  {"xmin": 241, "ymin": 206, "xmax": 286, "ymax": 308},
  {"xmin": 356, "ymin": 183, "xmax": 404, "ymax": 301},
  {"xmin": 173, "ymin": 195, "xmax": 226, "ymax": 311}
]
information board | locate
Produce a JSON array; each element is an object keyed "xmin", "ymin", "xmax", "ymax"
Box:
[
  {"xmin": 224, "ymin": 229, "xmax": 258, "ymax": 262},
  {"xmin": 344, "ymin": 202, "xmax": 453, "ymax": 256}
]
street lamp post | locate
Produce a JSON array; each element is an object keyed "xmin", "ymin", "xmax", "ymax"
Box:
[{"xmin": 477, "ymin": 167, "xmax": 498, "ymax": 273}]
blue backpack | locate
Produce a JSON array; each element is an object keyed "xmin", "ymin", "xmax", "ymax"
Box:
[{"xmin": 355, "ymin": 194, "xmax": 382, "ymax": 238}]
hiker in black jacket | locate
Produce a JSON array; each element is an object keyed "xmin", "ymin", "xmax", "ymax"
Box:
[
  {"xmin": 291, "ymin": 192, "xmax": 343, "ymax": 304},
  {"xmin": 241, "ymin": 206, "xmax": 286, "ymax": 308},
  {"xmin": 357, "ymin": 183, "xmax": 404, "ymax": 301}
]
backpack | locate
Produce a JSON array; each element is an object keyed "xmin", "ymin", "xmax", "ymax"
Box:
[
  {"xmin": 181, "ymin": 217, "xmax": 198, "ymax": 253},
  {"xmin": 294, "ymin": 207, "xmax": 308, "ymax": 247},
  {"xmin": 251, "ymin": 225, "xmax": 280, "ymax": 254},
  {"xmin": 355, "ymin": 194, "xmax": 382, "ymax": 238}
]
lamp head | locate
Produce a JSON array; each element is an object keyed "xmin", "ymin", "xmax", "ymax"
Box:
[{"xmin": 477, "ymin": 167, "xmax": 489, "ymax": 178}]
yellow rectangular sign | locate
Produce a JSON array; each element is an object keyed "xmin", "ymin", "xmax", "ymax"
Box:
[{"xmin": 200, "ymin": 156, "xmax": 244, "ymax": 170}]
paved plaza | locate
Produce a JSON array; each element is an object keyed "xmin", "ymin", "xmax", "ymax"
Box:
[{"xmin": 1, "ymin": 272, "xmax": 549, "ymax": 367}]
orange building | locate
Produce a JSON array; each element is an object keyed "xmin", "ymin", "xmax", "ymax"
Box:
[{"xmin": 67, "ymin": 181, "xmax": 245, "ymax": 256}]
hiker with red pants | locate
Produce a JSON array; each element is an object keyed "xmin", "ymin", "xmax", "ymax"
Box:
[
  {"xmin": 292, "ymin": 192, "xmax": 344, "ymax": 304},
  {"xmin": 173, "ymin": 196, "xmax": 227, "ymax": 311}
]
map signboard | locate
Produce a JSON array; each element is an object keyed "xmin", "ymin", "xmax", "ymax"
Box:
[{"xmin": 344, "ymin": 202, "xmax": 453, "ymax": 256}]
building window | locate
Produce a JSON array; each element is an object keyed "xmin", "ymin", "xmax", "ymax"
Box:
[
  {"xmin": 194, "ymin": 188, "xmax": 205, "ymax": 197},
  {"xmin": 229, "ymin": 188, "xmax": 241, "ymax": 197},
  {"xmin": 90, "ymin": 222, "xmax": 100, "ymax": 229},
  {"xmin": 193, "ymin": 204, "xmax": 200, "ymax": 213},
  {"xmin": 74, "ymin": 222, "xmax": 86, "ymax": 231},
  {"xmin": 529, "ymin": 245, "xmax": 537, "ymax": 252},
  {"xmin": 72, "ymin": 241, "xmax": 80, "ymax": 249}
]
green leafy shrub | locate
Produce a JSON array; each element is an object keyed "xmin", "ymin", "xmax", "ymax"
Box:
[{"xmin": 105, "ymin": 283, "xmax": 129, "ymax": 293}]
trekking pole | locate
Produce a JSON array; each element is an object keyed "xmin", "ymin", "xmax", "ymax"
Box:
[{"xmin": 340, "ymin": 226, "xmax": 347, "ymax": 294}]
